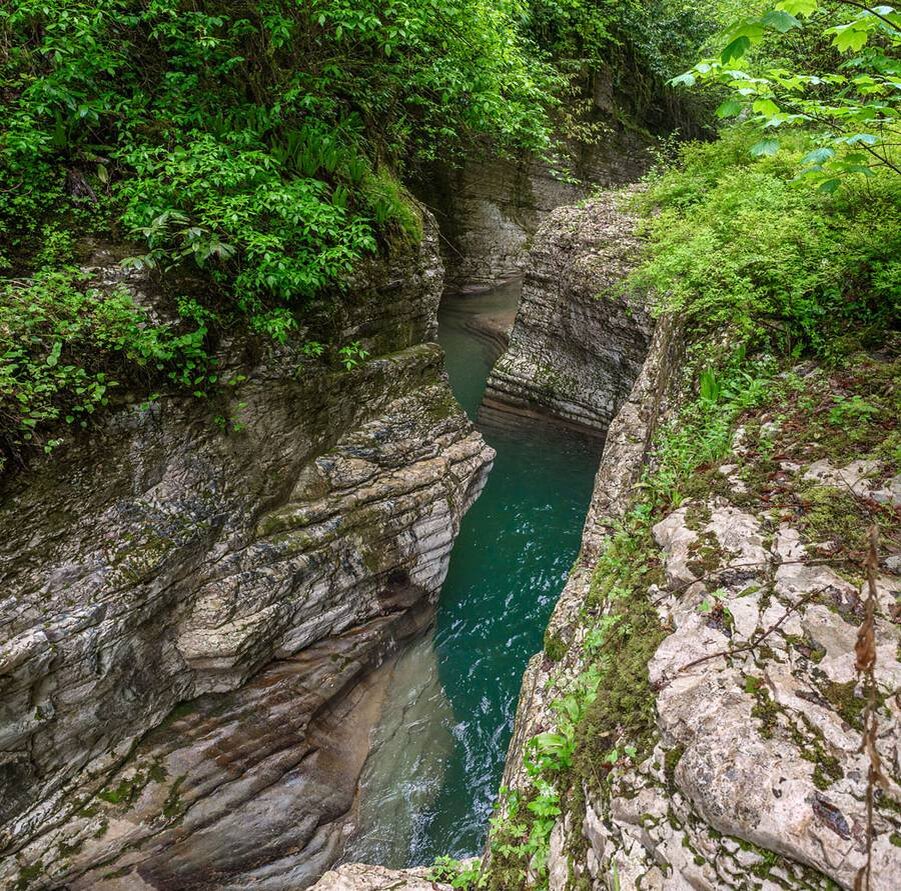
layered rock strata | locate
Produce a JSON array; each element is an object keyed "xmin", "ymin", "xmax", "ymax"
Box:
[
  {"xmin": 418, "ymin": 138, "xmax": 647, "ymax": 293},
  {"xmin": 0, "ymin": 215, "xmax": 494, "ymax": 888},
  {"xmin": 482, "ymin": 192, "xmax": 653, "ymax": 435},
  {"xmin": 500, "ymin": 314, "xmax": 683, "ymax": 795}
]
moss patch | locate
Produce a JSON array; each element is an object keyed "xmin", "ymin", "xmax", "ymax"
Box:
[
  {"xmin": 574, "ymin": 533, "xmax": 667, "ymax": 794},
  {"xmin": 544, "ymin": 631, "xmax": 568, "ymax": 663}
]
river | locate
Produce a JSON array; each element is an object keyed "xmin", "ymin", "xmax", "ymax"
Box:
[{"xmin": 343, "ymin": 281, "xmax": 600, "ymax": 867}]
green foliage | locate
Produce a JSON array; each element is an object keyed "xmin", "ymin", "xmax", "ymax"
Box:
[
  {"xmin": 337, "ymin": 341, "xmax": 370, "ymax": 371},
  {"xmin": 0, "ymin": 266, "xmax": 208, "ymax": 470},
  {"xmin": 524, "ymin": 0, "xmax": 722, "ymax": 132},
  {"xmin": 0, "ymin": 0, "xmax": 564, "ymax": 468},
  {"xmin": 643, "ymin": 348, "xmax": 776, "ymax": 510},
  {"xmin": 0, "ymin": 0, "xmax": 558, "ymax": 279},
  {"xmin": 631, "ymin": 130, "xmax": 901, "ymax": 355},
  {"xmin": 431, "ymin": 856, "xmax": 485, "ymax": 889},
  {"xmin": 672, "ymin": 1, "xmax": 901, "ymax": 184},
  {"xmin": 117, "ymin": 132, "xmax": 377, "ymax": 308},
  {"xmin": 828, "ymin": 393, "xmax": 878, "ymax": 426}
]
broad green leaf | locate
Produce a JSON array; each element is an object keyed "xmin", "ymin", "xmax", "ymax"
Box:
[
  {"xmin": 716, "ymin": 99, "xmax": 743, "ymax": 117},
  {"xmin": 733, "ymin": 22, "xmax": 766, "ymax": 41},
  {"xmin": 752, "ymin": 98, "xmax": 781, "ymax": 116},
  {"xmin": 762, "ymin": 10, "xmax": 802, "ymax": 32},
  {"xmin": 776, "ymin": 0, "xmax": 817, "ymax": 15},
  {"xmin": 829, "ymin": 23, "xmax": 871, "ymax": 53},
  {"xmin": 722, "ymin": 36, "xmax": 752, "ymax": 63},
  {"xmin": 846, "ymin": 132, "xmax": 878, "ymax": 146},
  {"xmin": 801, "ymin": 147, "xmax": 835, "ymax": 165},
  {"xmin": 670, "ymin": 72, "xmax": 696, "ymax": 88},
  {"xmin": 750, "ymin": 138, "xmax": 780, "ymax": 157},
  {"xmin": 818, "ymin": 178, "xmax": 842, "ymax": 193}
]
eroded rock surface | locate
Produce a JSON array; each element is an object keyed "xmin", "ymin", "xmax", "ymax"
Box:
[
  {"xmin": 499, "ymin": 315, "xmax": 682, "ymax": 799},
  {"xmin": 313, "ymin": 863, "xmax": 451, "ymax": 891},
  {"xmin": 0, "ymin": 215, "xmax": 494, "ymax": 888},
  {"xmin": 418, "ymin": 142, "xmax": 647, "ymax": 293},
  {"xmin": 501, "ymin": 338, "xmax": 901, "ymax": 890},
  {"xmin": 482, "ymin": 191, "xmax": 652, "ymax": 435}
]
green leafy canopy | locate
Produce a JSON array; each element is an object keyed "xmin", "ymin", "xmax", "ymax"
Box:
[{"xmin": 671, "ymin": 1, "xmax": 901, "ymax": 185}]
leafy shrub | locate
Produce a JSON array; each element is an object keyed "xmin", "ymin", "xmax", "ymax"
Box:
[
  {"xmin": 0, "ymin": 267, "xmax": 208, "ymax": 470},
  {"xmin": 672, "ymin": 0, "xmax": 901, "ymax": 186},
  {"xmin": 0, "ymin": 0, "xmax": 559, "ymax": 284},
  {"xmin": 0, "ymin": 0, "xmax": 565, "ymax": 467},
  {"xmin": 631, "ymin": 130, "xmax": 901, "ymax": 355},
  {"xmin": 431, "ymin": 855, "xmax": 484, "ymax": 889}
]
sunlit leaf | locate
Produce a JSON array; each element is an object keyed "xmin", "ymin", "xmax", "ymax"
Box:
[
  {"xmin": 722, "ymin": 35, "xmax": 752, "ymax": 63},
  {"xmin": 776, "ymin": 0, "xmax": 818, "ymax": 15},
  {"xmin": 716, "ymin": 99, "xmax": 743, "ymax": 117}
]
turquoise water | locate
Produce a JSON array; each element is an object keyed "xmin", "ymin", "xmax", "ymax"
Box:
[{"xmin": 345, "ymin": 285, "xmax": 600, "ymax": 866}]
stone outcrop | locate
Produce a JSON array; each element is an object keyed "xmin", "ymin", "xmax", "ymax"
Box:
[
  {"xmin": 418, "ymin": 137, "xmax": 647, "ymax": 292},
  {"xmin": 500, "ymin": 323, "xmax": 901, "ymax": 888},
  {"xmin": 482, "ymin": 192, "xmax": 653, "ymax": 435},
  {"xmin": 313, "ymin": 864, "xmax": 451, "ymax": 890},
  {"xmin": 499, "ymin": 314, "xmax": 682, "ymax": 797},
  {"xmin": 0, "ymin": 214, "xmax": 494, "ymax": 889}
]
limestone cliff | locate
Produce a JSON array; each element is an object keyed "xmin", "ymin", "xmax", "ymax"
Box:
[
  {"xmin": 0, "ymin": 213, "xmax": 494, "ymax": 889},
  {"xmin": 307, "ymin": 188, "xmax": 900, "ymax": 891},
  {"xmin": 417, "ymin": 137, "xmax": 647, "ymax": 293},
  {"xmin": 482, "ymin": 193, "xmax": 652, "ymax": 435},
  {"xmin": 490, "ymin": 210, "xmax": 901, "ymax": 887}
]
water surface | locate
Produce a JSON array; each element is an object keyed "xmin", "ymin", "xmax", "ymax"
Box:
[{"xmin": 345, "ymin": 283, "xmax": 600, "ymax": 866}]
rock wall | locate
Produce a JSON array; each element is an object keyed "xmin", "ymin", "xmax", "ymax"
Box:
[
  {"xmin": 417, "ymin": 135, "xmax": 648, "ymax": 293},
  {"xmin": 299, "ymin": 185, "xmax": 901, "ymax": 891},
  {"xmin": 499, "ymin": 330, "xmax": 901, "ymax": 887},
  {"xmin": 499, "ymin": 313, "xmax": 683, "ymax": 797},
  {"xmin": 0, "ymin": 214, "xmax": 494, "ymax": 889},
  {"xmin": 482, "ymin": 192, "xmax": 653, "ymax": 436}
]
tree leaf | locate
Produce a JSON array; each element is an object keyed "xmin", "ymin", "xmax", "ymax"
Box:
[
  {"xmin": 830, "ymin": 23, "xmax": 871, "ymax": 53},
  {"xmin": 801, "ymin": 147, "xmax": 835, "ymax": 165},
  {"xmin": 752, "ymin": 98, "xmax": 781, "ymax": 116},
  {"xmin": 670, "ymin": 71, "xmax": 696, "ymax": 88},
  {"xmin": 762, "ymin": 10, "xmax": 802, "ymax": 32},
  {"xmin": 716, "ymin": 99, "xmax": 743, "ymax": 117},
  {"xmin": 721, "ymin": 35, "xmax": 751, "ymax": 64},
  {"xmin": 750, "ymin": 138, "xmax": 780, "ymax": 157},
  {"xmin": 776, "ymin": 0, "xmax": 818, "ymax": 15}
]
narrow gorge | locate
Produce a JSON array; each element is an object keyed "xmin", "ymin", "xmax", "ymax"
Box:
[{"xmin": 2, "ymin": 2, "xmax": 899, "ymax": 890}]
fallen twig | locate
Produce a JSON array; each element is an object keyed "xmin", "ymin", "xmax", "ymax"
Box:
[{"xmin": 673, "ymin": 585, "xmax": 829, "ymax": 676}]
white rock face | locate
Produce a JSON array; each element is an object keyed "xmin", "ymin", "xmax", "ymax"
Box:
[
  {"xmin": 494, "ymin": 298, "xmax": 900, "ymax": 889},
  {"xmin": 313, "ymin": 863, "xmax": 452, "ymax": 890},
  {"xmin": 0, "ymin": 216, "xmax": 494, "ymax": 889}
]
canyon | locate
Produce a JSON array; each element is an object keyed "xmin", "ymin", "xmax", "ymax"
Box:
[{"xmin": 2, "ymin": 159, "xmax": 899, "ymax": 891}]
